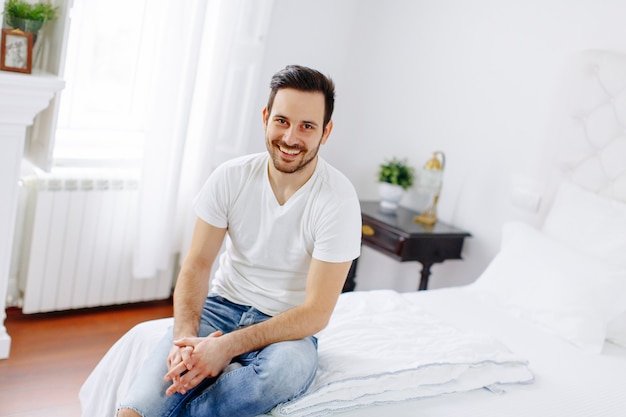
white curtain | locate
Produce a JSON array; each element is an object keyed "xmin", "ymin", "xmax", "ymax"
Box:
[{"xmin": 133, "ymin": 0, "xmax": 274, "ymax": 279}]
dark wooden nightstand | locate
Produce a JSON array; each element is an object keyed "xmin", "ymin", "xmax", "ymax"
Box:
[{"xmin": 343, "ymin": 201, "xmax": 471, "ymax": 292}]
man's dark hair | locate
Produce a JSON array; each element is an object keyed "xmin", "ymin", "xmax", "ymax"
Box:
[{"xmin": 267, "ymin": 65, "xmax": 335, "ymax": 128}]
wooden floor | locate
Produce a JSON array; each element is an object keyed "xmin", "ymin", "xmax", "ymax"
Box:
[{"xmin": 0, "ymin": 299, "xmax": 173, "ymax": 417}]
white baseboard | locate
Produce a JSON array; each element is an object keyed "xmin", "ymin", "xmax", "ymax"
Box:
[{"xmin": 0, "ymin": 331, "xmax": 11, "ymax": 359}]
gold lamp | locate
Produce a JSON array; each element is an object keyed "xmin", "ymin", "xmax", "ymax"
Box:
[{"xmin": 414, "ymin": 151, "xmax": 445, "ymax": 226}]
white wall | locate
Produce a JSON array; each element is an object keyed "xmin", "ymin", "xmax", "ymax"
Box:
[{"xmin": 252, "ymin": 0, "xmax": 626, "ymax": 291}]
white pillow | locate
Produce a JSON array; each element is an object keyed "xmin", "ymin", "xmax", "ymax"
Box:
[
  {"xmin": 542, "ymin": 181, "xmax": 626, "ymax": 268},
  {"xmin": 542, "ymin": 181, "xmax": 626, "ymax": 345},
  {"xmin": 472, "ymin": 222, "xmax": 626, "ymax": 353}
]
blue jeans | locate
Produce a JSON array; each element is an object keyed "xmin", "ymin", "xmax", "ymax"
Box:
[{"xmin": 118, "ymin": 295, "xmax": 318, "ymax": 417}]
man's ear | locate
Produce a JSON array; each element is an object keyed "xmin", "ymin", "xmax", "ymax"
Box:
[
  {"xmin": 320, "ymin": 120, "xmax": 333, "ymax": 145},
  {"xmin": 262, "ymin": 107, "xmax": 269, "ymax": 127}
]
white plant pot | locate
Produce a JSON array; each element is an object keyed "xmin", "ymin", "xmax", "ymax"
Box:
[{"xmin": 378, "ymin": 182, "xmax": 404, "ymax": 211}]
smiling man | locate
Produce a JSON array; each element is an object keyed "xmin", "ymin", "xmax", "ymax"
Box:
[{"xmin": 117, "ymin": 65, "xmax": 362, "ymax": 417}]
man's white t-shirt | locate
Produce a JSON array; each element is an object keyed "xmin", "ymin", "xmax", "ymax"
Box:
[{"xmin": 193, "ymin": 152, "xmax": 362, "ymax": 316}]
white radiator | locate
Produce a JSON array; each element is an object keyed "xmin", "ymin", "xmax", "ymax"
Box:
[{"xmin": 15, "ymin": 169, "xmax": 174, "ymax": 314}]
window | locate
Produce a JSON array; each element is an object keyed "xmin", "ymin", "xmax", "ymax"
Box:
[{"xmin": 53, "ymin": 0, "xmax": 163, "ymax": 167}]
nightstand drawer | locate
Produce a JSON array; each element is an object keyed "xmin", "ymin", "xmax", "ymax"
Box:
[{"xmin": 361, "ymin": 221, "xmax": 404, "ymax": 256}]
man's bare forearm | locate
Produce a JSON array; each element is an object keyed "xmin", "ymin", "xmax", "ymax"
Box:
[
  {"xmin": 217, "ymin": 259, "xmax": 352, "ymax": 359},
  {"xmin": 218, "ymin": 302, "xmax": 330, "ymax": 359},
  {"xmin": 173, "ymin": 263, "xmax": 211, "ymax": 339},
  {"xmin": 171, "ymin": 220, "xmax": 226, "ymax": 340}
]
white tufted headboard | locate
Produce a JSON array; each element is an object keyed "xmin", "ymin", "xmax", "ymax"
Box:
[{"xmin": 551, "ymin": 49, "xmax": 626, "ymax": 204}]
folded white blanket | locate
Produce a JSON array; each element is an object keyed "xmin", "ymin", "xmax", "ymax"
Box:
[
  {"xmin": 271, "ymin": 290, "xmax": 533, "ymax": 417},
  {"xmin": 80, "ymin": 290, "xmax": 533, "ymax": 417}
]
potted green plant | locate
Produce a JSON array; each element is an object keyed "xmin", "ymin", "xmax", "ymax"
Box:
[
  {"xmin": 377, "ymin": 157, "xmax": 414, "ymax": 211},
  {"xmin": 3, "ymin": 0, "xmax": 58, "ymax": 33}
]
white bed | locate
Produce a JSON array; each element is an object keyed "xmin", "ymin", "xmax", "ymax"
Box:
[{"xmin": 80, "ymin": 49, "xmax": 626, "ymax": 417}]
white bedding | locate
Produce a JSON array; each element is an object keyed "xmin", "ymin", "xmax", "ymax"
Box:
[
  {"xmin": 80, "ymin": 288, "xmax": 534, "ymax": 417},
  {"xmin": 334, "ymin": 288, "xmax": 626, "ymax": 417},
  {"xmin": 271, "ymin": 290, "xmax": 532, "ymax": 416},
  {"xmin": 80, "ymin": 287, "xmax": 626, "ymax": 417}
]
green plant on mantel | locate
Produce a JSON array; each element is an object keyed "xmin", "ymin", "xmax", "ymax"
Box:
[
  {"xmin": 378, "ymin": 157, "xmax": 415, "ymax": 190},
  {"xmin": 3, "ymin": 0, "xmax": 58, "ymax": 32}
]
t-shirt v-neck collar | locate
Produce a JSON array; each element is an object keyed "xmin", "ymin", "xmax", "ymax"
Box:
[{"xmin": 264, "ymin": 157, "xmax": 320, "ymax": 208}]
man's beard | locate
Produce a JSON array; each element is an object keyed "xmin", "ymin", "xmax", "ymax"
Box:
[{"xmin": 267, "ymin": 138, "xmax": 322, "ymax": 174}]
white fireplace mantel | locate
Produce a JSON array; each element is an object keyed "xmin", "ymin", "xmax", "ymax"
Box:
[{"xmin": 0, "ymin": 70, "xmax": 64, "ymax": 359}]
